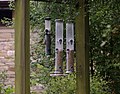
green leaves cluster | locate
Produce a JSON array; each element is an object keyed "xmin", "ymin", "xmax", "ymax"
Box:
[
  {"xmin": 90, "ymin": 75, "xmax": 110, "ymax": 94},
  {"xmin": 0, "ymin": 71, "xmax": 14, "ymax": 94},
  {"xmin": 89, "ymin": 0, "xmax": 120, "ymax": 93}
]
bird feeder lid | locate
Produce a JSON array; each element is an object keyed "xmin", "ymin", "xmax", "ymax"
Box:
[
  {"xmin": 55, "ymin": 19, "xmax": 63, "ymax": 22},
  {"xmin": 66, "ymin": 20, "xmax": 74, "ymax": 23},
  {"xmin": 45, "ymin": 17, "xmax": 51, "ymax": 20}
]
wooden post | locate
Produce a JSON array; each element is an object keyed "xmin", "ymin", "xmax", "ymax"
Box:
[
  {"xmin": 75, "ymin": 0, "xmax": 90, "ymax": 94},
  {"xmin": 15, "ymin": 0, "xmax": 30, "ymax": 94}
]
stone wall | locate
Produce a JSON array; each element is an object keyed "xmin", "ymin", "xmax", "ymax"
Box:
[
  {"xmin": 0, "ymin": 28, "xmax": 15, "ymax": 86},
  {"xmin": 0, "ymin": 28, "xmax": 44, "ymax": 93}
]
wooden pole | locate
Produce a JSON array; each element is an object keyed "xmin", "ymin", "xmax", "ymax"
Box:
[
  {"xmin": 75, "ymin": 0, "xmax": 90, "ymax": 94},
  {"xmin": 15, "ymin": 0, "xmax": 30, "ymax": 94}
]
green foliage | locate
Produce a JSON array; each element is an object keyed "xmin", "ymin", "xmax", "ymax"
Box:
[
  {"xmin": 3, "ymin": 86, "xmax": 14, "ymax": 94},
  {"xmin": 30, "ymin": 1, "xmax": 77, "ymax": 29},
  {"xmin": 30, "ymin": 62, "xmax": 76, "ymax": 94},
  {"xmin": 89, "ymin": 0, "xmax": 120, "ymax": 93},
  {"xmin": 30, "ymin": 64, "xmax": 51, "ymax": 85},
  {"xmin": 0, "ymin": 71, "xmax": 14, "ymax": 94},
  {"xmin": 1, "ymin": 17, "xmax": 14, "ymax": 27},
  {"xmin": 1, "ymin": 1, "xmax": 14, "ymax": 27},
  {"xmin": 8, "ymin": 1, "xmax": 15, "ymax": 10},
  {"xmin": 44, "ymin": 74, "xmax": 76, "ymax": 94},
  {"xmin": 90, "ymin": 76, "xmax": 110, "ymax": 94}
]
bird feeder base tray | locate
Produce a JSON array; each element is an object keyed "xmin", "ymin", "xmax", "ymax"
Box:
[
  {"xmin": 66, "ymin": 71, "xmax": 74, "ymax": 74},
  {"xmin": 50, "ymin": 73, "xmax": 67, "ymax": 77}
]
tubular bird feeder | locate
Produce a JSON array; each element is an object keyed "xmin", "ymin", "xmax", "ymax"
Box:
[
  {"xmin": 44, "ymin": 17, "xmax": 51, "ymax": 55},
  {"xmin": 50, "ymin": 19, "xmax": 64, "ymax": 76},
  {"xmin": 54, "ymin": 19, "xmax": 63, "ymax": 74},
  {"xmin": 66, "ymin": 21, "xmax": 74, "ymax": 73}
]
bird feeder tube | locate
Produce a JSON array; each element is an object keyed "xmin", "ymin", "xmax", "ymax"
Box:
[
  {"xmin": 66, "ymin": 21, "xmax": 74, "ymax": 73},
  {"xmin": 54, "ymin": 19, "xmax": 63, "ymax": 73},
  {"xmin": 50, "ymin": 19, "xmax": 64, "ymax": 76},
  {"xmin": 44, "ymin": 17, "xmax": 51, "ymax": 55}
]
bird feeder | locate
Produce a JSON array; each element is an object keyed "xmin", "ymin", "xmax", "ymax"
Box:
[
  {"xmin": 51, "ymin": 19, "xmax": 64, "ymax": 76},
  {"xmin": 66, "ymin": 21, "xmax": 74, "ymax": 73},
  {"xmin": 44, "ymin": 17, "xmax": 51, "ymax": 55}
]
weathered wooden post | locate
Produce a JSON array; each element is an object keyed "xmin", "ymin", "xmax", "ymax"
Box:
[
  {"xmin": 0, "ymin": 87, "xmax": 1, "ymax": 94},
  {"xmin": 75, "ymin": 0, "xmax": 90, "ymax": 94},
  {"xmin": 15, "ymin": 0, "xmax": 30, "ymax": 94}
]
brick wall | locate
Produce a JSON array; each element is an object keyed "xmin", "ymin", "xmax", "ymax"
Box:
[{"xmin": 0, "ymin": 28, "xmax": 15, "ymax": 86}]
